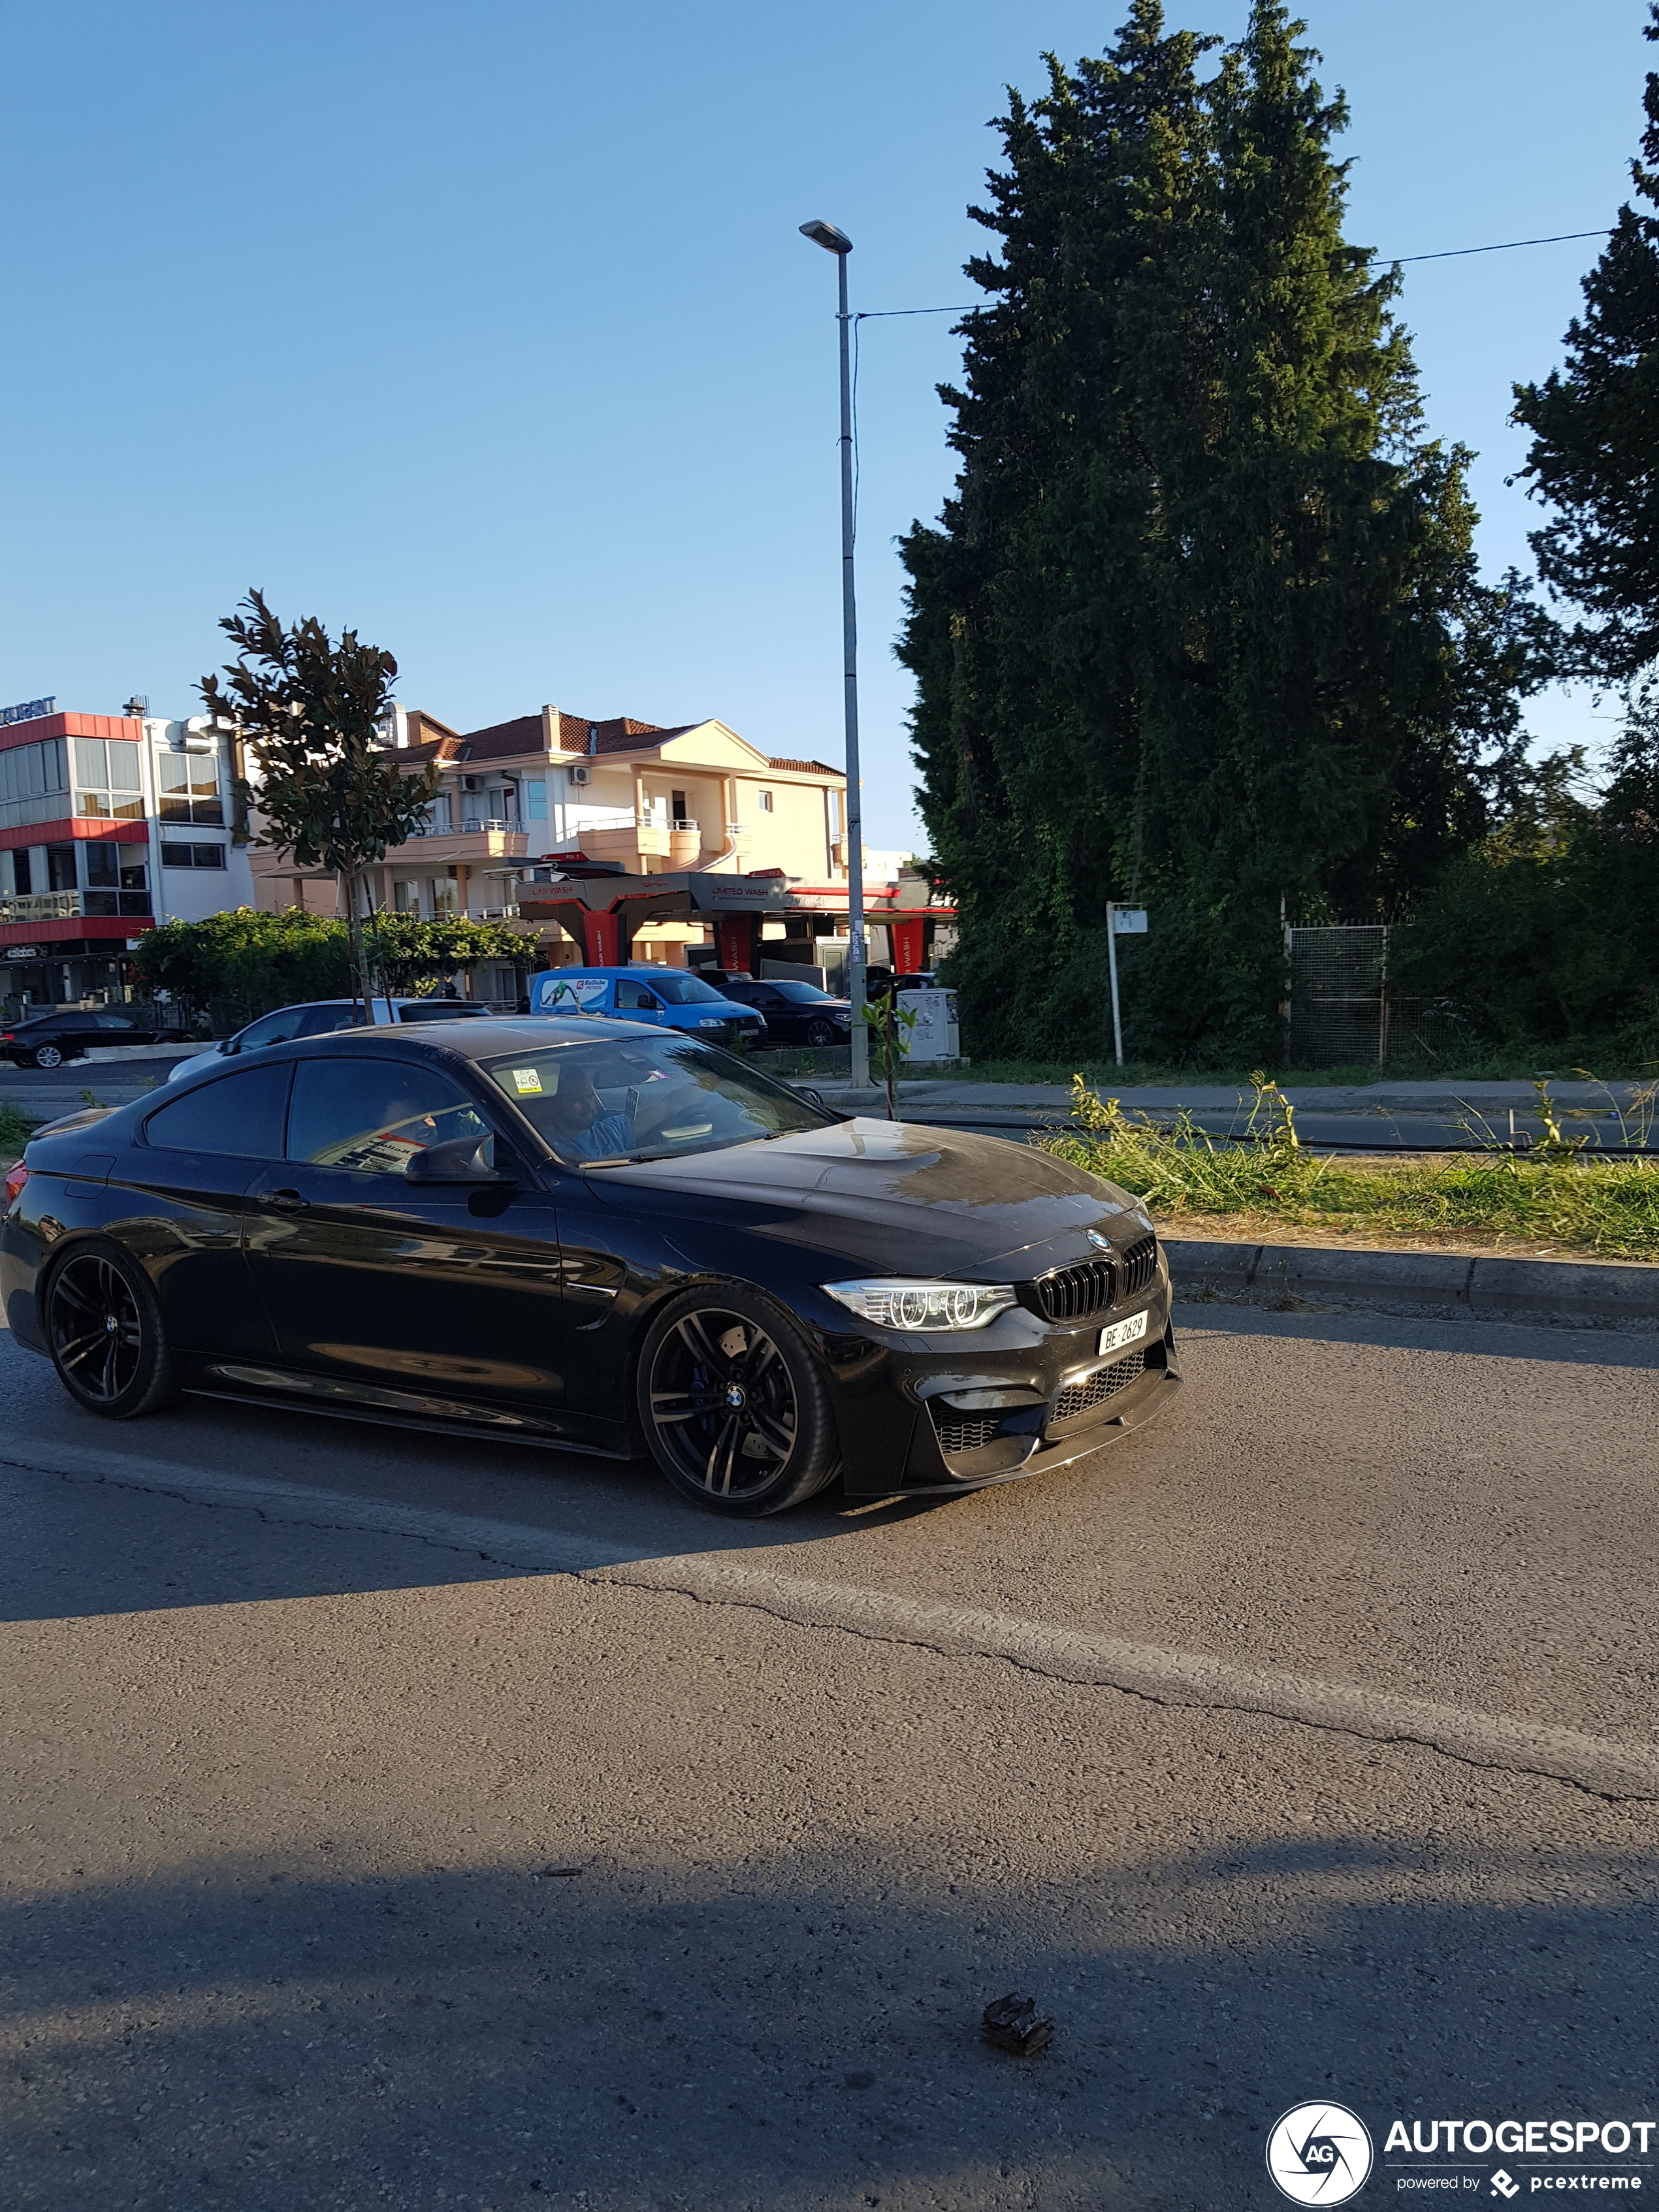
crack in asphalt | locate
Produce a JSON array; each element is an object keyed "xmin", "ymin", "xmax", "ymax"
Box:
[{"xmin": 8, "ymin": 1449, "xmax": 1658, "ymax": 1806}]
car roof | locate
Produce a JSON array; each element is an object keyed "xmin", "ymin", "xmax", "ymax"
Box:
[{"xmin": 259, "ymin": 1016, "xmax": 643, "ymax": 1064}]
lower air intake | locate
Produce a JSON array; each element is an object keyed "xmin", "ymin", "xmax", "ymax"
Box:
[
  {"xmin": 1052, "ymin": 1351, "xmax": 1147, "ymax": 1423},
  {"xmin": 933, "ymin": 1413, "xmax": 1005, "ymax": 1454}
]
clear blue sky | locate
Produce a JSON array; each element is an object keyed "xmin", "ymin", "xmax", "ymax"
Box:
[{"xmin": 0, "ymin": 1, "xmax": 1649, "ymax": 848}]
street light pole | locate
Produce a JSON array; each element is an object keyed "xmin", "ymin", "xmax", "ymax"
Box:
[{"xmin": 799, "ymin": 219, "xmax": 869, "ymax": 1093}]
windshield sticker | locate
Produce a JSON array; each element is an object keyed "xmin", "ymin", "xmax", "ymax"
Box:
[{"xmin": 510, "ymin": 1068, "xmax": 544, "ymax": 1094}]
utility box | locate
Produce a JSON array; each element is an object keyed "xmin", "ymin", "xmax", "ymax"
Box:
[{"xmin": 904, "ymin": 987, "xmax": 960, "ymax": 1061}]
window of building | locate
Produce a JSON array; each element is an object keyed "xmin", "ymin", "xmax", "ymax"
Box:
[
  {"xmin": 428, "ymin": 876, "xmax": 458, "ymax": 916},
  {"xmin": 155, "ymin": 750, "xmax": 223, "ymax": 825},
  {"xmin": 0, "ymin": 737, "xmax": 71, "ymax": 832},
  {"xmin": 73, "ymin": 737, "xmax": 145, "ymax": 822},
  {"xmin": 671, "ymin": 789, "xmax": 689, "ymax": 826},
  {"xmin": 159, "ymin": 842, "xmax": 225, "ymax": 871},
  {"xmin": 83, "ymin": 841, "xmax": 152, "ymax": 915},
  {"xmin": 393, "ymin": 879, "xmax": 421, "ymax": 913},
  {"xmin": 758, "ymin": 790, "xmax": 773, "ymax": 813},
  {"xmin": 5, "ymin": 849, "xmax": 30, "ymax": 895},
  {"xmin": 46, "ymin": 843, "xmax": 76, "ymax": 892},
  {"xmin": 524, "ymin": 779, "xmax": 547, "ymax": 822}
]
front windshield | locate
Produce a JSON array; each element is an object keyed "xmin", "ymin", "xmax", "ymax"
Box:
[
  {"xmin": 767, "ymin": 979, "xmax": 838, "ymax": 1003},
  {"xmin": 647, "ymin": 972, "xmax": 730, "ymax": 1005},
  {"xmin": 485, "ymin": 1035, "xmax": 831, "ymax": 1165}
]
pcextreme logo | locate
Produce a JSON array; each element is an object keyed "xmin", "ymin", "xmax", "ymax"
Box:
[{"xmin": 1267, "ymin": 2103, "xmax": 1376, "ymax": 2204}]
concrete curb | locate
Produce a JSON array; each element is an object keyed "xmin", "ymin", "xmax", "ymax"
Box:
[{"xmin": 1166, "ymin": 1237, "xmax": 1659, "ymax": 1332}]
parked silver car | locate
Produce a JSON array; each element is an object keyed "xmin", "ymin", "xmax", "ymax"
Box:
[{"xmin": 166, "ymin": 998, "xmax": 496, "ymax": 1082}]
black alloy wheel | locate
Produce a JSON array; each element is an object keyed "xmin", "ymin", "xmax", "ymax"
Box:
[
  {"xmin": 45, "ymin": 1244, "xmax": 178, "ymax": 1418},
  {"xmin": 32, "ymin": 1043, "xmax": 63, "ymax": 1068},
  {"xmin": 638, "ymin": 1287, "xmax": 839, "ymax": 1516},
  {"xmin": 803, "ymin": 1018, "xmax": 842, "ymax": 1048}
]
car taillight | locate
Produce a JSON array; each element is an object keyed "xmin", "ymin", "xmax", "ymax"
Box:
[
  {"xmin": 3, "ymin": 1162, "xmax": 27, "ymax": 1208},
  {"xmin": 0, "ymin": 1031, "xmax": 12, "ymax": 1042}
]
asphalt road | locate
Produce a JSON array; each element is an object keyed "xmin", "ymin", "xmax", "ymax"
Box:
[
  {"xmin": 2, "ymin": 1053, "xmax": 1646, "ymax": 1156},
  {"xmin": 4, "ymin": 1299, "xmax": 1656, "ymax": 2210}
]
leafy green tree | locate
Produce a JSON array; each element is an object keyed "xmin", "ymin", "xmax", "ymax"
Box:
[
  {"xmin": 200, "ymin": 591, "xmax": 438, "ymax": 1017},
  {"xmin": 899, "ymin": 1, "xmax": 1534, "ymax": 1063},
  {"xmin": 364, "ymin": 912, "xmax": 540, "ymax": 999},
  {"xmin": 1513, "ymin": 7, "xmax": 1659, "ymax": 684},
  {"xmin": 131, "ymin": 907, "xmax": 348, "ymax": 1029}
]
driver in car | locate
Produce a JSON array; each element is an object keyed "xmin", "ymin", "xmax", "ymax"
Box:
[{"xmin": 543, "ymin": 1063, "xmax": 640, "ymax": 1162}]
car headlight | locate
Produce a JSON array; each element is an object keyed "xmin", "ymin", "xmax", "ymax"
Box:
[
  {"xmin": 698, "ymin": 1018, "xmax": 725, "ymax": 1027},
  {"xmin": 822, "ymin": 1279, "xmax": 1018, "ymax": 1331}
]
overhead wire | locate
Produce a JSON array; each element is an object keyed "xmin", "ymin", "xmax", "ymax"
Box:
[{"xmin": 850, "ymin": 224, "xmax": 1616, "ymax": 323}]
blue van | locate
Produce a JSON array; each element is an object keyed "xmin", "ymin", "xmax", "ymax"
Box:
[{"xmin": 530, "ymin": 966, "xmax": 767, "ymax": 1050}]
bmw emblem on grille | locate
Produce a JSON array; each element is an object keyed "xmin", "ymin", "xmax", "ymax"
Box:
[{"xmin": 1087, "ymin": 1230, "xmax": 1112, "ymax": 1251}]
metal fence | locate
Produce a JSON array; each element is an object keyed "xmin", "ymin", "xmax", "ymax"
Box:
[{"xmin": 1284, "ymin": 924, "xmax": 1466, "ymax": 1069}]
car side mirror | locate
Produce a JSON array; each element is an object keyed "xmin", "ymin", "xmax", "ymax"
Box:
[{"xmin": 404, "ymin": 1134, "xmax": 516, "ymax": 1185}]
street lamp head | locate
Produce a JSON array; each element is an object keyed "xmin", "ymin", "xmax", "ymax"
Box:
[{"xmin": 799, "ymin": 219, "xmax": 852, "ymax": 255}]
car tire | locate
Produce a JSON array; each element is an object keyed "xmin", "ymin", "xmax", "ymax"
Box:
[
  {"xmin": 44, "ymin": 1241, "xmax": 180, "ymax": 1419},
  {"xmin": 32, "ymin": 1044, "xmax": 63, "ymax": 1069},
  {"xmin": 804, "ymin": 1018, "xmax": 841, "ymax": 1048},
  {"xmin": 636, "ymin": 1283, "xmax": 841, "ymax": 1516}
]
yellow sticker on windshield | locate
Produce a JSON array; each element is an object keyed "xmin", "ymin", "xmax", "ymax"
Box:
[{"xmin": 511, "ymin": 1068, "xmax": 543, "ymax": 1094}]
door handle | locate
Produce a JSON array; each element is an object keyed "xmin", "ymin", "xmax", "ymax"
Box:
[{"xmin": 266, "ymin": 1188, "xmax": 309, "ymax": 1212}]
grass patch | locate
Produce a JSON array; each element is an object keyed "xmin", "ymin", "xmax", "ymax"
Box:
[
  {"xmin": 0, "ymin": 1100, "xmax": 37, "ymax": 1156},
  {"xmin": 1038, "ymin": 1076, "xmax": 1659, "ymax": 1262}
]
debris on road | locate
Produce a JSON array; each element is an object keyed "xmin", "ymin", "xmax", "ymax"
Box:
[
  {"xmin": 980, "ymin": 1993, "xmax": 1054, "ymax": 2055},
  {"xmin": 532, "ymin": 1865, "xmax": 585, "ymax": 1878}
]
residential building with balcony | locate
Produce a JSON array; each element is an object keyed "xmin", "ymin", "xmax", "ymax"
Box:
[
  {"xmin": 0, "ymin": 701, "xmax": 255, "ymax": 1012},
  {"xmin": 247, "ymin": 704, "xmax": 852, "ymax": 975}
]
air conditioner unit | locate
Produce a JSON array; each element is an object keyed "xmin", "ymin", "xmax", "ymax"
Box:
[
  {"xmin": 462, "ymin": 775, "xmax": 482, "ymax": 792},
  {"xmin": 172, "ymin": 715, "xmax": 218, "ymax": 756},
  {"xmin": 569, "ymin": 764, "xmax": 592, "ymax": 786}
]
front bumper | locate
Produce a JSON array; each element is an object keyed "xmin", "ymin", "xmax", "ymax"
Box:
[{"xmin": 818, "ymin": 1269, "xmax": 1182, "ymax": 1499}]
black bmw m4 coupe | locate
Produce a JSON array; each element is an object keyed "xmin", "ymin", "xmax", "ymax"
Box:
[{"xmin": 0, "ymin": 1018, "xmax": 1180, "ymax": 1516}]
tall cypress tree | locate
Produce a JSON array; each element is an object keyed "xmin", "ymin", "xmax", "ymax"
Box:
[
  {"xmin": 1513, "ymin": 6, "xmax": 1659, "ymax": 684},
  {"xmin": 901, "ymin": 2, "xmax": 1526, "ymax": 1062}
]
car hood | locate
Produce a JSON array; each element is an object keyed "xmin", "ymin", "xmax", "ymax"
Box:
[{"xmin": 582, "ymin": 1115, "xmax": 1149, "ymax": 1277}]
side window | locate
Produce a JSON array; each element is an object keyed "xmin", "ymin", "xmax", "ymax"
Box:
[
  {"xmin": 236, "ymin": 1007, "xmax": 310, "ymax": 1052},
  {"xmin": 287, "ymin": 1058, "xmax": 492, "ymax": 1175},
  {"xmin": 144, "ymin": 1063, "xmax": 292, "ymax": 1158},
  {"xmin": 297, "ymin": 1006, "xmax": 357, "ymax": 1038},
  {"xmin": 94, "ymin": 1012, "xmax": 135, "ymax": 1030},
  {"xmin": 615, "ymin": 980, "xmax": 658, "ymax": 1011}
]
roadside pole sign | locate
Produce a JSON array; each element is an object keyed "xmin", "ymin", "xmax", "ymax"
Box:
[{"xmin": 1104, "ymin": 904, "xmax": 1148, "ymax": 1064}]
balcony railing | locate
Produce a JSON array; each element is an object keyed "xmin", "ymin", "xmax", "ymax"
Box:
[
  {"xmin": 402, "ymin": 816, "xmax": 519, "ymax": 839},
  {"xmin": 0, "ymin": 890, "xmax": 83, "ymax": 923},
  {"xmin": 0, "ymin": 890, "xmax": 152, "ymax": 924}
]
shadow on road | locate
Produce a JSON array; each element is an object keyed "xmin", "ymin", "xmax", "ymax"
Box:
[{"xmin": 6, "ymin": 1829, "xmax": 1656, "ymax": 2211}]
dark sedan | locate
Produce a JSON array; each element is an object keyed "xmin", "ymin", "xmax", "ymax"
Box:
[
  {"xmin": 705, "ymin": 974, "xmax": 852, "ymax": 1048},
  {"xmin": 0, "ymin": 1018, "xmax": 1180, "ymax": 1515},
  {"xmin": 0, "ymin": 1006, "xmax": 188, "ymax": 1069}
]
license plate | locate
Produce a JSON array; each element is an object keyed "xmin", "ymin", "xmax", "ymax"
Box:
[{"xmin": 1099, "ymin": 1308, "xmax": 1150, "ymax": 1357}]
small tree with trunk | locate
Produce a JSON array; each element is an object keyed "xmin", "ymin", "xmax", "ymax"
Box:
[
  {"xmin": 200, "ymin": 590, "xmax": 438, "ymax": 1018},
  {"xmin": 364, "ymin": 911, "xmax": 541, "ymax": 999}
]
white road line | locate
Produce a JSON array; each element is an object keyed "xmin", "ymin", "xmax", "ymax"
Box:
[{"xmin": 8, "ymin": 1443, "xmax": 1656, "ymax": 1801}]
